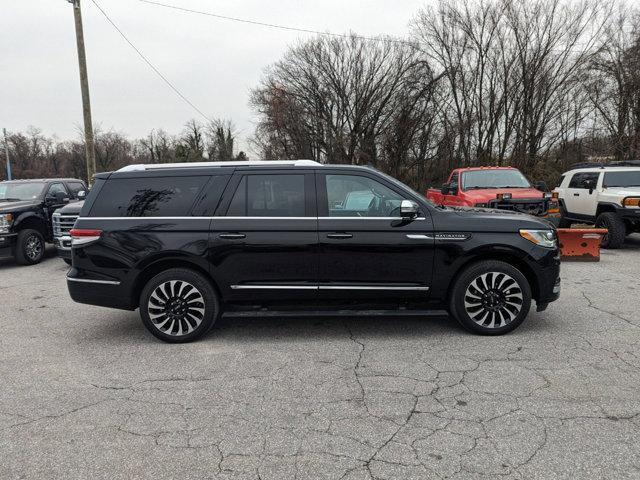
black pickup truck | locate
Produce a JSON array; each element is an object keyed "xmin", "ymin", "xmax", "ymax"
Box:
[
  {"xmin": 67, "ymin": 161, "xmax": 561, "ymax": 342},
  {"xmin": 0, "ymin": 178, "xmax": 86, "ymax": 265}
]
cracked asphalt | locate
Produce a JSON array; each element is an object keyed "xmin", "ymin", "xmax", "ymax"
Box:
[{"xmin": 1, "ymin": 238, "xmax": 640, "ymax": 480}]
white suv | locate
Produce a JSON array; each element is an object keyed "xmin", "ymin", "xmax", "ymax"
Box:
[{"xmin": 554, "ymin": 164, "xmax": 640, "ymax": 248}]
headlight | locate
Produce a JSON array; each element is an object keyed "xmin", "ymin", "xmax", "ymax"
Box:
[
  {"xmin": 520, "ymin": 229, "xmax": 557, "ymax": 248},
  {"xmin": 0, "ymin": 214, "xmax": 13, "ymax": 234}
]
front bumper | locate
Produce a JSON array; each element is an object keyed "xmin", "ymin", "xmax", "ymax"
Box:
[
  {"xmin": 53, "ymin": 235, "xmax": 73, "ymax": 260},
  {"xmin": 0, "ymin": 233, "xmax": 17, "ymax": 258}
]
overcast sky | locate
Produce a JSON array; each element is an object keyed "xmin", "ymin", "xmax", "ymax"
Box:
[{"xmin": 2, "ymin": 0, "xmax": 426, "ymax": 154}]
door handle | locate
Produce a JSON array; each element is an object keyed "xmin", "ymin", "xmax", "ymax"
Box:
[
  {"xmin": 218, "ymin": 233, "xmax": 246, "ymax": 240},
  {"xmin": 573, "ymin": 193, "xmax": 580, "ymax": 196},
  {"xmin": 326, "ymin": 233, "xmax": 353, "ymax": 239}
]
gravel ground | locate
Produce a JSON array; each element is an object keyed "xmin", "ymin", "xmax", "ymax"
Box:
[{"xmin": 1, "ymin": 238, "xmax": 639, "ymax": 480}]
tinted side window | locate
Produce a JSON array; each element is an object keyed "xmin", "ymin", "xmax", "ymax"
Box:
[
  {"xmin": 191, "ymin": 175, "xmax": 231, "ymax": 216},
  {"xmin": 48, "ymin": 183, "xmax": 68, "ymax": 196},
  {"xmin": 326, "ymin": 174, "xmax": 403, "ymax": 217},
  {"xmin": 66, "ymin": 182, "xmax": 85, "ymax": 198},
  {"xmin": 569, "ymin": 172, "xmax": 599, "ymax": 189},
  {"xmin": 90, "ymin": 176, "xmax": 209, "ymax": 217},
  {"xmin": 227, "ymin": 174, "xmax": 305, "ymax": 217},
  {"xmin": 450, "ymin": 173, "xmax": 459, "ymax": 189}
]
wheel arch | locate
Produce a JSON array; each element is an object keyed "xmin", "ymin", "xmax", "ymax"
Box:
[
  {"xmin": 596, "ymin": 202, "xmax": 618, "ymax": 217},
  {"xmin": 447, "ymin": 249, "xmax": 540, "ymax": 304},
  {"xmin": 131, "ymin": 257, "xmax": 221, "ymax": 308},
  {"xmin": 14, "ymin": 213, "xmax": 48, "ymax": 238}
]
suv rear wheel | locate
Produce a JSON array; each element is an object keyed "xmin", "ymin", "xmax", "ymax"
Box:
[
  {"xmin": 595, "ymin": 212, "xmax": 625, "ymax": 249},
  {"xmin": 139, "ymin": 268, "xmax": 219, "ymax": 343},
  {"xmin": 15, "ymin": 229, "xmax": 45, "ymax": 265},
  {"xmin": 449, "ymin": 260, "xmax": 532, "ymax": 335}
]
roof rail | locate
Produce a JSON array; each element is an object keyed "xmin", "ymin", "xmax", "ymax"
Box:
[
  {"xmin": 570, "ymin": 160, "xmax": 640, "ymax": 170},
  {"xmin": 117, "ymin": 159, "xmax": 321, "ymax": 172}
]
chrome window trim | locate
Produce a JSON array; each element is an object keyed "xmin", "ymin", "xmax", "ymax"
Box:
[
  {"xmin": 67, "ymin": 277, "xmax": 121, "ymax": 286},
  {"xmin": 77, "ymin": 216, "xmax": 426, "ymax": 220}
]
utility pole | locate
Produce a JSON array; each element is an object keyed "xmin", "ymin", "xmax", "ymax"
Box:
[
  {"xmin": 3, "ymin": 128, "xmax": 11, "ymax": 180},
  {"xmin": 68, "ymin": 0, "xmax": 96, "ymax": 185}
]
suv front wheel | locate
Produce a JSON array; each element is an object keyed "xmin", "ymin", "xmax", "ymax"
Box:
[
  {"xmin": 449, "ymin": 260, "xmax": 532, "ymax": 335},
  {"xmin": 15, "ymin": 229, "xmax": 45, "ymax": 265},
  {"xmin": 595, "ymin": 212, "xmax": 626, "ymax": 249},
  {"xmin": 140, "ymin": 268, "xmax": 220, "ymax": 343}
]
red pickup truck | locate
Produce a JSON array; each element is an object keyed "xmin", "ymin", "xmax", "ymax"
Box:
[{"xmin": 426, "ymin": 167, "xmax": 560, "ymax": 222}]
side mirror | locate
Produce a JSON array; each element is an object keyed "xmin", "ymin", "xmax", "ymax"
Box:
[
  {"xmin": 400, "ymin": 200, "xmax": 419, "ymax": 219},
  {"xmin": 534, "ymin": 181, "xmax": 548, "ymax": 192},
  {"xmin": 77, "ymin": 190, "xmax": 87, "ymax": 200},
  {"xmin": 440, "ymin": 183, "xmax": 450, "ymax": 195},
  {"xmin": 582, "ymin": 179, "xmax": 595, "ymax": 194}
]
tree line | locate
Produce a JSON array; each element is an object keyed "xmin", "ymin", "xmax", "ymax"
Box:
[{"xmin": 2, "ymin": 0, "xmax": 639, "ymax": 190}]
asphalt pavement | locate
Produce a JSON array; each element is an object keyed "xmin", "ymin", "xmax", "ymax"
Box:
[{"xmin": 1, "ymin": 238, "xmax": 639, "ymax": 479}]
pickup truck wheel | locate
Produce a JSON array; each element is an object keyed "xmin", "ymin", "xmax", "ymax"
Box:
[
  {"xmin": 15, "ymin": 229, "xmax": 45, "ymax": 265},
  {"xmin": 140, "ymin": 268, "xmax": 219, "ymax": 343},
  {"xmin": 449, "ymin": 260, "xmax": 532, "ymax": 335},
  {"xmin": 595, "ymin": 212, "xmax": 625, "ymax": 249}
]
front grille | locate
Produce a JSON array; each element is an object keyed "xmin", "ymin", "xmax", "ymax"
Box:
[
  {"xmin": 490, "ymin": 201, "xmax": 547, "ymax": 216},
  {"xmin": 53, "ymin": 214, "xmax": 78, "ymax": 237}
]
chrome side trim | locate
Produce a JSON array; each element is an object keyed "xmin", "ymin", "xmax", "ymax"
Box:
[
  {"xmin": 67, "ymin": 277, "xmax": 121, "ymax": 285},
  {"xmin": 319, "ymin": 285, "xmax": 430, "ymax": 291},
  {"xmin": 230, "ymin": 284, "xmax": 430, "ymax": 291},
  {"xmin": 230, "ymin": 285, "xmax": 318, "ymax": 290},
  {"xmin": 406, "ymin": 234, "xmax": 434, "ymax": 240}
]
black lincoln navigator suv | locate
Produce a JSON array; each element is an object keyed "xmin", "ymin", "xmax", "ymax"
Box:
[{"xmin": 66, "ymin": 160, "xmax": 561, "ymax": 342}]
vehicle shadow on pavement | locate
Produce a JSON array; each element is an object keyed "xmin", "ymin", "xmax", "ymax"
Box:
[{"xmin": 82, "ymin": 308, "xmax": 556, "ymax": 345}]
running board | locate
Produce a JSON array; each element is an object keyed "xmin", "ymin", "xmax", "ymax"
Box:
[{"xmin": 223, "ymin": 309, "xmax": 449, "ymax": 318}]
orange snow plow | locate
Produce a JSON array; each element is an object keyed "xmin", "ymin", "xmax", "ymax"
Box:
[{"xmin": 556, "ymin": 228, "xmax": 608, "ymax": 261}]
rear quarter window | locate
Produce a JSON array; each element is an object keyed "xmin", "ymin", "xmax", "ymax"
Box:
[{"xmin": 89, "ymin": 176, "xmax": 209, "ymax": 217}]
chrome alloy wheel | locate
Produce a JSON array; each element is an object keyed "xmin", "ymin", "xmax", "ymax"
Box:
[
  {"xmin": 147, "ymin": 280, "xmax": 205, "ymax": 336},
  {"xmin": 25, "ymin": 234, "xmax": 43, "ymax": 261},
  {"xmin": 463, "ymin": 272, "xmax": 524, "ymax": 329}
]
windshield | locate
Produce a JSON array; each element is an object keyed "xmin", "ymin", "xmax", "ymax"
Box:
[
  {"xmin": 603, "ymin": 171, "xmax": 640, "ymax": 188},
  {"xmin": 462, "ymin": 170, "xmax": 531, "ymax": 190},
  {"xmin": 0, "ymin": 182, "xmax": 46, "ymax": 201}
]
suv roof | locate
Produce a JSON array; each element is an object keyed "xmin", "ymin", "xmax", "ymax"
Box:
[
  {"xmin": 117, "ymin": 160, "xmax": 321, "ymax": 172},
  {"xmin": 564, "ymin": 166, "xmax": 640, "ymax": 175},
  {"xmin": 0, "ymin": 178, "xmax": 84, "ymax": 183}
]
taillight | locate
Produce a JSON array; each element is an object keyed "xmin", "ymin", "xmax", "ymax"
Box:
[{"xmin": 70, "ymin": 228, "xmax": 102, "ymax": 246}]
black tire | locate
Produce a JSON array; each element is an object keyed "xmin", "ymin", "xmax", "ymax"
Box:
[
  {"xmin": 449, "ymin": 260, "xmax": 532, "ymax": 335},
  {"xmin": 596, "ymin": 212, "xmax": 626, "ymax": 249},
  {"xmin": 15, "ymin": 229, "xmax": 45, "ymax": 265},
  {"xmin": 558, "ymin": 216, "xmax": 572, "ymax": 228},
  {"xmin": 139, "ymin": 268, "xmax": 219, "ymax": 343},
  {"xmin": 63, "ymin": 258, "xmax": 72, "ymax": 265}
]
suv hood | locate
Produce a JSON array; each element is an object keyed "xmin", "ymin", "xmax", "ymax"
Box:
[
  {"xmin": 463, "ymin": 187, "xmax": 545, "ymax": 203},
  {"xmin": 55, "ymin": 200, "xmax": 84, "ymax": 215},
  {"xmin": 602, "ymin": 186, "xmax": 640, "ymax": 197},
  {"xmin": 439, "ymin": 205, "xmax": 555, "ymax": 231},
  {"xmin": 0, "ymin": 200, "xmax": 40, "ymax": 213}
]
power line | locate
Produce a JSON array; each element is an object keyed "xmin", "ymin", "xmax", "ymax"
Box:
[
  {"xmin": 89, "ymin": 0, "xmax": 212, "ymax": 123},
  {"xmin": 137, "ymin": 0, "xmax": 416, "ymax": 47}
]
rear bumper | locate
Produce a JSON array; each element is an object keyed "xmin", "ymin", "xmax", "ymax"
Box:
[
  {"xmin": 0, "ymin": 233, "xmax": 17, "ymax": 258},
  {"xmin": 66, "ymin": 268, "xmax": 135, "ymax": 310}
]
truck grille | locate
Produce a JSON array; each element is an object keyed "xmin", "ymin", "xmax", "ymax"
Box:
[
  {"xmin": 489, "ymin": 200, "xmax": 547, "ymax": 216},
  {"xmin": 53, "ymin": 214, "xmax": 78, "ymax": 237}
]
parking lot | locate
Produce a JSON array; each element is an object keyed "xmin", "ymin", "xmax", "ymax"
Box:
[{"xmin": 0, "ymin": 239, "xmax": 639, "ymax": 480}]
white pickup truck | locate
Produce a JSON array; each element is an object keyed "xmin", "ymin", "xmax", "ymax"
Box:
[{"xmin": 555, "ymin": 162, "xmax": 640, "ymax": 248}]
